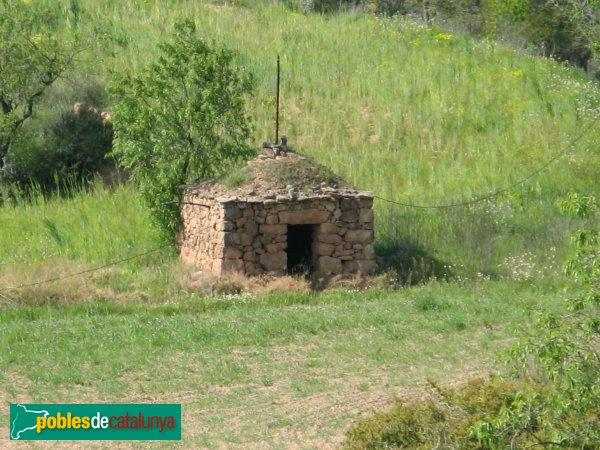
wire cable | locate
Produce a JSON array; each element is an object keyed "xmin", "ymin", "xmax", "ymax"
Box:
[{"xmin": 0, "ymin": 244, "xmax": 171, "ymax": 292}]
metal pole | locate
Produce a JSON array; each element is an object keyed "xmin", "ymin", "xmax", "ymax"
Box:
[{"xmin": 275, "ymin": 54, "xmax": 280, "ymax": 145}]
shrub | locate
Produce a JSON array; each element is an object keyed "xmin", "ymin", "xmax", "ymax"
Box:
[
  {"xmin": 342, "ymin": 378, "xmax": 544, "ymax": 449},
  {"xmin": 111, "ymin": 19, "xmax": 255, "ymax": 238},
  {"xmin": 6, "ymin": 104, "xmax": 114, "ymax": 189}
]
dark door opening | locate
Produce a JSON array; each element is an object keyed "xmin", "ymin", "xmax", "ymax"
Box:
[{"xmin": 287, "ymin": 225, "xmax": 314, "ymax": 275}]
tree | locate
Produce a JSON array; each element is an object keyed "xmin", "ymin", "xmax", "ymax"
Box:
[
  {"xmin": 110, "ymin": 20, "xmax": 255, "ymax": 237},
  {"xmin": 0, "ymin": 0, "xmax": 81, "ymax": 173},
  {"xmin": 472, "ymin": 193, "xmax": 600, "ymax": 448}
]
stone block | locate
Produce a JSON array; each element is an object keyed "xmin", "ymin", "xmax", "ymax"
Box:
[
  {"xmin": 341, "ymin": 198, "xmax": 358, "ymax": 211},
  {"xmin": 223, "ymin": 206, "xmax": 242, "ymax": 221},
  {"xmin": 363, "ymin": 244, "xmax": 376, "ymax": 259},
  {"xmin": 243, "ymin": 251, "xmax": 255, "ymax": 261},
  {"xmin": 223, "ymin": 232, "xmax": 240, "ymax": 246},
  {"xmin": 224, "ymin": 247, "xmax": 243, "ymax": 259},
  {"xmin": 240, "ymin": 233, "xmax": 254, "ymax": 247},
  {"xmin": 345, "ymin": 229, "xmax": 373, "ymax": 244},
  {"xmin": 265, "ymin": 214, "xmax": 279, "ymax": 225},
  {"xmin": 215, "ymin": 221, "xmax": 235, "ymax": 232},
  {"xmin": 279, "ymin": 209, "xmax": 330, "ymax": 225},
  {"xmin": 259, "ymin": 224, "xmax": 287, "ymax": 235},
  {"xmin": 340, "ymin": 210, "xmax": 358, "ymax": 222},
  {"xmin": 244, "ymin": 261, "xmax": 256, "ymax": 274},
  {"xmin": 259, "ymin": 251, "xmax": 287, "ymax": 271},
  {"xmin": 318, "ymin": 256, "xmax": 342, "ymax": 275},
  {"xmin": 266, "ymin": 243, "xmax": 286, "ymax": 252},
  {"xmin": 319, "ymin": 223, "xmax": 339, "ymax": 234},
  {"xmin": 359, "ymin": 208, "xmax": 373, "ymax": 223},
  {"xmin": 317, "ymin": 233, "xmax": 342, "ymax": 244},
  {"xmin": 222, "ymin": 259, "xmax": 245, "ymax": 273},
  {"xmin": 312, "ymin": 242, "xmax": 335, "ymax": 256},
  {"xmin": 245, "ymin": 222, "xmax": 258, "ymax": 235}
]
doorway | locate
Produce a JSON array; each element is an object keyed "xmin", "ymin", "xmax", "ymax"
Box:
[{"xmin": 286, "ymin": 224, "xmax": 314, "ymax": 275}]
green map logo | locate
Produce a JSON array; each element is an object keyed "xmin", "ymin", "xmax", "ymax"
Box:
[
  {"xmin": 9, "ymin": 404, "xmax": 181, "ymax": 440},
  {"xmin": 10, "ymin": 404, "xmax": 50, "ymax": 440}
]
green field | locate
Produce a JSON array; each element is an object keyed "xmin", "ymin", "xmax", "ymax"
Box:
[
  {"xmin": 1, "ymin": 0, "xmax": 599, "ymax": 448},
  {"xmin": 1, "ymin": 281, "xmax": 566, "ymax": 448}
]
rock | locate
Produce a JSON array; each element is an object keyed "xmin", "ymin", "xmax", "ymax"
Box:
[
  {"xmin": 223, "ymin": 232, "xmax": 240, "ymax": 245},
  {"xmin": 215, "ymin": 221, "xmax": 235, "ymax": 232},
  {"xmin": 223, "ymin": 247, "xmax": 243, "ymax": 259},
  {"xmin": 341, "ymin": 198, "xmax": 358, "ymax": 211},
  {"xmin": 340, "ymin": 210, "xmax": 358, "ymax": 222},
  {"xmin": 319, "ymin": 223, "xmax": 339, "ymax": 234},
  {"xmin": 259, "ymin": 251, "xmax": 287, "ymax": 271},
  {"xmin": 240, "ymin": 233, "xmax": 254, "ymax": 247},
  {"xmin": 279, "ymin": 209, "xmax": 330, "ymax": 225},
  {"xmin": 318, "ymin": 256, "xmax": 342, "ymax": 275},
  {"xmin": 345, "ymin": 229, "xmax": 373, "ymax": 244},
  {"xmin": 359, "ymin": 208, "xmax": 373, "ymax": 223},
  {"xmin": 363, "ymin": 244, "xmax": 376, "ymax": 259},
  {"xmin": 259, "ymin": 224, "xmax": 287, "ymax": 235},
  {"xmin": 222, "ymin": 259, "xmax": 244, "ymax": 273},
  {"xmin": 265, "ymin": 214, "xmax": 279, "ymax": 225},
  {"xmin": 223, "ymin": 206, "xmax": 242, "ymax": 221},
  {"xmin": 244, "ymin": 261, "xmax": 256, "ymax": 274},
  {"xmin": 312, "ymin": 242, "xmax": 335, "ymax": 256},
  {"xmin": 316, "ymin": 233, "xmax": 342, "ymax": 244}
]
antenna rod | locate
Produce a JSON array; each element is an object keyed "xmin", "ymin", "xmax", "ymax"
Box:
[{"xmin": 275, "ymin": 54, "xmax": 280, "ymax": 145}]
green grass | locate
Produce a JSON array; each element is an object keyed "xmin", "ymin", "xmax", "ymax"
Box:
[
  {"xmin": 24, "ymin": 0, "xmax": 600, "ymax": 276},
  {"xmin": 1, "ymin": 2, "xmax": 599, "ymax": 447},
  {"xmin": 0, "ymin": 181, "xmax": 162, "ymax": 267},
  {"xmin": 0, "ymin": 280, "xmax": 565, "ymax": 447}
]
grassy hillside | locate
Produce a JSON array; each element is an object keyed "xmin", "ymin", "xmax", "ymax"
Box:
[
  {"xmin": 1, "ymin": 2, "xmax": 599, "ymax": 447},
  {"xmin": 6, "ymin": 0, "xmax": 599, "ymax": 279}
]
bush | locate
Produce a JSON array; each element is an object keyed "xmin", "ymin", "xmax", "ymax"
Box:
[
  {"xmin": 342, "ymin": 378, "xmax": 544, "ymax": 449},
  {"xmin": 6, "ymin": 104, "xmax": 114, "ymax": 189},
  {"xmin": 111, "ymin": 20, "xmax": 255, "ymax": 238},
  {"xmin": 472, "ymin": 195, "xmax": 600, "ymax": 448}
]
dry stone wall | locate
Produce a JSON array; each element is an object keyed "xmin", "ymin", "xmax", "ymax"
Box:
[{"xmin": 179, "ymin": 189, "xmax": 376, "ymax": 277}]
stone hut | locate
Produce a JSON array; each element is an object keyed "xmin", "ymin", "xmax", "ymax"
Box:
[{"xmin": 178, "ymin": 150, "xmax": 375, "ymax": 277}]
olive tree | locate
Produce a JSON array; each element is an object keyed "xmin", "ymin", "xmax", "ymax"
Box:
[
  {"xmin": 0, "ymin": 0, "xmax": 81, "ymax": 173},
  {"xmin": 110, "ymin": 20, "xmax": 255, "ymax": 237}
]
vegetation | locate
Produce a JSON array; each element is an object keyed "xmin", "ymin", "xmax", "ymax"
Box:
[
  {"xmin": 111, "ymin": 19, "xmax": 255, "ymax": 235},
  {"xmin": 0, "ymin": 0, "xmax": 81, "ymax": 178},
  {"xmin": 341, "ymin": 196, "xmax": 600, "ymax": 449},
  {"xmin": 343, "ymin": 378, "xmax": 546, "ymax": 449},
  {"xmin": 0, "ymin": 0, "xmax": 599, "ymax": 447},
  {"xmin": 0, "ymin": 279, "xmax": 566, "ymax": 447},
  {"xmin": 471, "ymin": 196, "xmax": 600, "ymax": 447}
]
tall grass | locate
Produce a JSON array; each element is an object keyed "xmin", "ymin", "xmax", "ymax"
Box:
[
  {"xmin": 4, "ymin": 0, "xmax": 600, "ymax": 280},
  {"xmin": 0, "ymin": 181, "xmax": 162, "ymax": 268}
]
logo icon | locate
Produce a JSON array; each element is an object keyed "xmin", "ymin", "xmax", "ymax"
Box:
[{"xmin": 10, "ymin": 404, "xmax": 50, "ymax": 440}]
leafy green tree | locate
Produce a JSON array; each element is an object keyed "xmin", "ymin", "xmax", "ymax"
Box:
[
  {"xmin": 110, "ymin": 20, "xmax": 255, "ymax": 237},
  {"xmin": 0, "ymin": 0, "xmax": 81, "ymax": 173},
  {"xmin": 472, "ymin": 194, "xmax": 600, "ymax": 448}
]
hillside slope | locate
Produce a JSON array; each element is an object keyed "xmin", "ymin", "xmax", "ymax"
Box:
[{"xmin": 3, "ymin": 0, "xmax": 600, "ymax": 279}]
